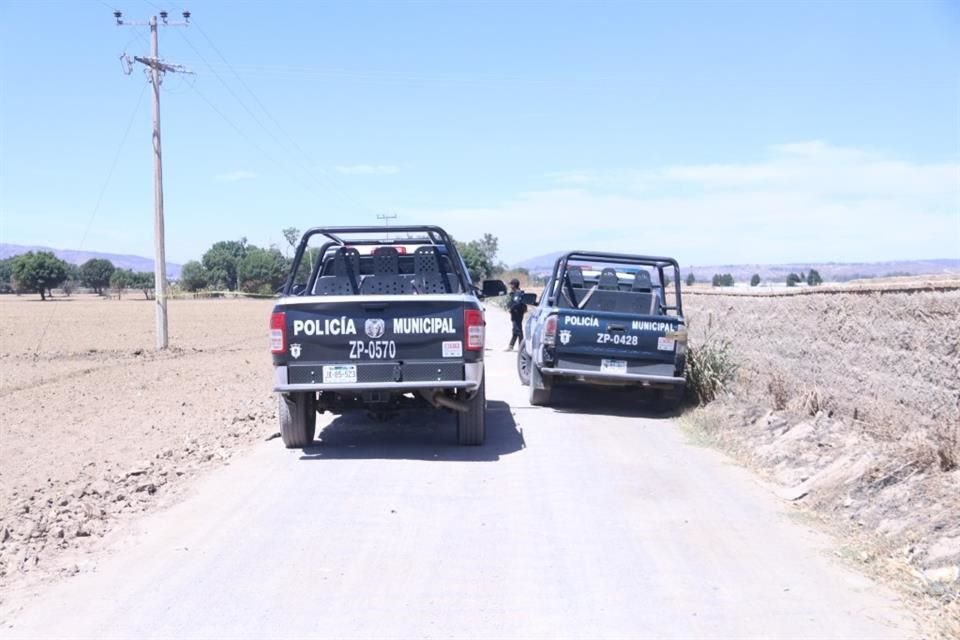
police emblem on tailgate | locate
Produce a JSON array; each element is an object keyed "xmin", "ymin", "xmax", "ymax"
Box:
[
  {"xmin": 559, "ymin": 330, "xmax": 572, "ymax": 345},
  {"xmin": 364, "ymin": 318, "xmax": 386, "ymax": 339},
  {"xmin": 289, "ymin": 343, "xmax": 302, "ymax": 359}
]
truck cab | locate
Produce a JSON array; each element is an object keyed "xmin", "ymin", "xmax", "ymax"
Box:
[{"xmin": 518, "ymin": 251, "xmax": 686, "ymax": 407}]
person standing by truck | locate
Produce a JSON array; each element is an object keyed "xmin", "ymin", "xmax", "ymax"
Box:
[{"xmin": 506, "ymin": 278, "xmax": 527, "ymax": 351}]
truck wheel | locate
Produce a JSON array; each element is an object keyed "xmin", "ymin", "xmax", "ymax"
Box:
[
  {"xmin": 279, "ymin": 392, "xmax": 316, "ymax": 449},
  {"xmin": 655, "ymin": 387, "xmax": 685, "ymax": 413},
  {"xmin": 517, "ymin": 342, "xmax": 531, "ymax": 386},
  {"xmin": 529, "ymin": 364, "xmax": 552, "ymax": 406},
  {"xmin": 456, "ymin": 377, "xmax": 486, "ymax": 446}
]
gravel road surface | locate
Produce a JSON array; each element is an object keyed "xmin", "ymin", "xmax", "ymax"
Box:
[{"xmin": 1, "ymin": 312, "xmax": 916, "ymax": 639}]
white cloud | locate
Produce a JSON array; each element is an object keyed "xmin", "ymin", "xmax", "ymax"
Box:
[
  {"xmin": 402, "ymin": 142, "xmax": 960, "ymax": 265},
  {"xmin": 215, "ymin": 170, "xmax": 257, "ymax": 182},
  {"xmin": 335, "ymin": 164, "xmax": 401, "ymax": 175}
]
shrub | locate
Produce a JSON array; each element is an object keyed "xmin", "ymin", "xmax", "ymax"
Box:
[
  {"xmin": 685, "ymin": 273, "xmax": 695, "ymax": 286},
  {"xmin": 685, "ymin": 317, "xmax": 738, "ymax": 404},
  {"xmin": 750, "ymin": 274, "xmax": 761, "ymax": 287},
  {"xmin": 786, "ymin": 273, "xmax": 801, "ymax": 287}
]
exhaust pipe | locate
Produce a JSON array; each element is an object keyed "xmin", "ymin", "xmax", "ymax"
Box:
[{"xmin": 430, "ymin": 392, "xmax": 470, "ymax": 413}]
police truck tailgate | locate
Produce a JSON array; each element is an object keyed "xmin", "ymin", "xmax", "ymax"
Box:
[
  {"xmin": 272, "ymin": 299, "xmax": 483, "ymax": 387},
  {"xmin": 554, "ymin": 309, "xmax": 682, "ymax": 377}
]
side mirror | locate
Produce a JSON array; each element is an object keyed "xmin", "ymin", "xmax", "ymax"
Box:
[
  {"xmin": 521, "ymin": 292, "xmax": 538, "ymax": 306},
  {"xmin": 480, "ymin": 279, "xmax": 507, "ymax": 298}
]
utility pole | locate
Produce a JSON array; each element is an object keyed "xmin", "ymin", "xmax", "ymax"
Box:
[
  {"xmin": 376, "ymin": 213, "xmax": 397, "ymax": 227},
  {"xmin": 116, "ymin": 10, "xmax": 191, "ymax": 350}
]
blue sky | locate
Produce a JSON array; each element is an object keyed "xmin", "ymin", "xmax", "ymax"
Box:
[{"xmin": 1, "ymin": 0, "xmax": 958, "ymax": 266}]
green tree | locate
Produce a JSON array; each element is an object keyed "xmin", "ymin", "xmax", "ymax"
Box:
[
  {"xmin": 457, "ymin": 241, "xmax": 494, "ymax": 282},
  {"xmin": 713, "ymin": 273, "xmax": 734, "ymax": 287},
  {"xmin": 110, "ymin": 269, "xmax": 132, "ymax": 299},
  {"xmin": 291, "ymin": 247, "xmax": 321, "ymax": 290},
  {"xmin": 454, "ymin": 234, "xmax": 500, "ymax": 282},
  {"xmin": 786, "ymin": 273, "xmax": 801, "ymax": 287},
  {"xmin": 238, "ymin": 246, "xmax": 287, "ymax": 294},
  {"xmin": 79, "ymin": 258, "xmax": 116, "ymax": 294},
  {"xmin": 282, "ymin": 227, "xmax": 300, "ymax": 258},
  {"xmin": 62, "ymin": 263, "xmax": 80, "ymax": 296},
  {"xmin": 685, "ymin": 272, "xmax": 695, "ymax": 287},
  {"xmin": 0, "ymin": 258, "xmax": 15, "ymax": 293},
  {"xmin": 10, "ymin": 252, "xmax": 69, "ymax": 301},
  {"xmin": 750, "ymin": 274, "xmax": 761, "ymax": 287},
  {"xmin": 179, "ymin": 261, "xmax": 209, "ymax": 292},
  {"xmin": 806, "ymin": 269, "xmax": 823, "ymax": 286},
  {"xmin": 130, "ymin": 271, "xmax": 155, "ymax": 299},
  {"xmin": 202, "ymin": 238, "xmax": 248, "ymax": 290},
  {"xmin": 478, "ymin": 233, "xmax": 499, "ymax": 263},
  {"xmin": 282, "ymin": 227, "xmax": 300, "ymax": 248}
]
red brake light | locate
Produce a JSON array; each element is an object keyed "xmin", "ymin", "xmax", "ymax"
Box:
[
  {"xmin": 544, "ymin": 315, "xmax": 557, "ymax": 346},
  {"xmin": 270, "ymin": 312, "xmax": 287, "ymax": 354},
  {"xmin": 465, "ymin": 308, "xmax": 484, "ymax": 351}
]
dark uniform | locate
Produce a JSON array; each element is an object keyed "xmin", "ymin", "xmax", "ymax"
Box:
[{"xmin": 506, "ymin": 280, "xmax": 527, "ymax": 350}]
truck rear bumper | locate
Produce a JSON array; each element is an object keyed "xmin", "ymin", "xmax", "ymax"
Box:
[
  {"xmin": 540, "ymin": 367, "xmax": 685, "ymax": 387},
  {"xmin": 273, "ymin": 362, "xmax": 483, "ymax": 393}
]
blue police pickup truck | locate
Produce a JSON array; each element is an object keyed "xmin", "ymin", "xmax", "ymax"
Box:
[
  {"xmin": 271, "ymin": 226, "xmax": 506, "ymax": 448},
  {"xmin": 517, "ymin": 251, "xmax": 687, "ymax": 408}
]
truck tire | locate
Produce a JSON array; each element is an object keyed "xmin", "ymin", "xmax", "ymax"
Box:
[
  {"xmin": 529, "ymin": 364, "xmax": 552, "ymax": 406},
  {"xmin": 279, "ymin": 392, "xmax": 316, "ymax": 449},
  {"xmin": 655, "ymin": 386, "xmax": 685, "ymax": 413},
  {"xmin": 517, "ymin": 342, "xmax": 531, "ymax": 386},
  {"xmin": 456, "ymin": 377, "xmax": 486, "ymax": 446}
]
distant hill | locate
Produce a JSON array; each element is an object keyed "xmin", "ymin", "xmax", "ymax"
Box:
[
  {"xmin": 513, "ymin": 251, "xmax": 568, "ymax": 274},
  {"xmin": 512, "ymin": 253, "xmax": 960, "ymax": 283},
  {"xmin": 0, "ymin": 244, "xmax": 182, "ymax": 280}
]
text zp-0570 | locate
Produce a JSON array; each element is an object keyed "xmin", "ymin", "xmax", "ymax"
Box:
[{"xmin": 349, "ymin": 340, "xmax": 398, "ymax": 360}]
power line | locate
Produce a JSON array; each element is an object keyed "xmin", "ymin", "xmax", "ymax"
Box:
[
  {"xmin": 175, "ymin": 22, "xmax": 373, "ymax": 213},
  {"xmin": 186, "ymin": 81, "xmax": 367, "ymax": 212},
  {"xmin": 33, "ymin": 81, "xmax": 149, "ymax": 356},
  {"xmin": 169, "ymin": 60, "xmax": 960, "ymax": 90}
]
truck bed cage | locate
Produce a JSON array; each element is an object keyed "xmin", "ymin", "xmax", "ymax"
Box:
[
  {"xmin": 548, "ymin": 250, "xmax": 683, "ymax": 316},
  {"xmin": 283, "ymin": 226, "xmax": 470, "ymax": 297}
]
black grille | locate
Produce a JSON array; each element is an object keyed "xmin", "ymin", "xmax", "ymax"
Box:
[
  {"xmin": 358, "ymin": 363, "xmax": 402, "ymax": 383},
  {"xmin": 288, "ymin": 365, "xmax": 323, "ymax": 385},
  {"xmin": 403, "ymin": 361, "xmax": 463, "ymax": 382}
]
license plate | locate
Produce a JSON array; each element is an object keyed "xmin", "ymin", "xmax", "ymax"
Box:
[
  {"xmin": 601, "ymin": 359, "xmax": 628, "ymax": 374},
  {"xmin": 322, "ymin": 364, "xmax": 357, "ymax": 384},
  {"xmin": 657, "ymin": 336, "xmax": 676, "ymax": 351}
]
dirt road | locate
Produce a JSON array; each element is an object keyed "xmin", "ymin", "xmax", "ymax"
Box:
[{"xmin": 1, "ymin": 311, "xmax": 918, "ymax": 639}]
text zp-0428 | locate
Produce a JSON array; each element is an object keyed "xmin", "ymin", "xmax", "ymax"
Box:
[{"xmin": 596, "ymin": 333, "xmax": 639, "ymax": 346}]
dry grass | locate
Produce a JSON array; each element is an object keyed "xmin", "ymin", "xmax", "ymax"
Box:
[
  {"xmin": 766, "ymin": 372, "xmax": 791, "ymax": 411},
  {"xmin": 682, "ymin": 289, "xmax": 960, "ymax": 637}
]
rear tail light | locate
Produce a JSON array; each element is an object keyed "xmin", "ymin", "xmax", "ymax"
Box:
[
  {"xmin": 543, "ymin": 315, "xmax": 558, "ymax": 346},
  {"xmin": 270, "ymin": 312, "xmax": 287, "ymax": 354},
  {"xmin": 465, "ymin": 308, "xmax": 485, "ymax": 351}
]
